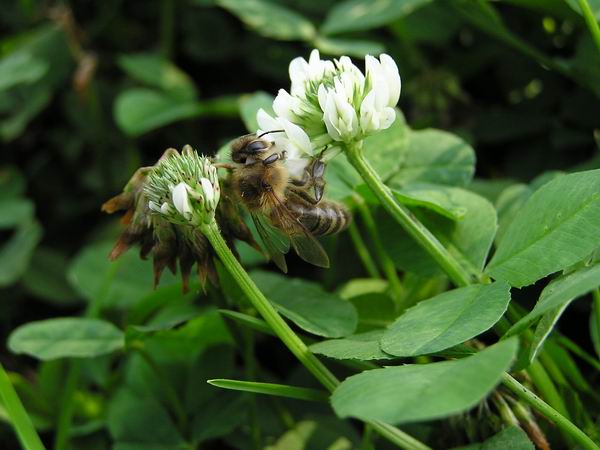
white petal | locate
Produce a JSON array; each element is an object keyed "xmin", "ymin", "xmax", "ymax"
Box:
[
  {"xmin": 380, "ymin": 54, "xmax": 401, "ymax": 107},
  {"xmin": 289, "ymin": 56, "xmax": 309, "ymax": 84},
  {"xmin": 256, "ymin": 109, "xmax": 281, "ymax": 133},
  {"xmin": 365, "ymin": 55, "xmax": 380, "ymax": 83},
  {"xmin": 308, "ymin": 49, "xmax": 321, "ymax": 67},
  {"xmin": 171, "ymin": 182, "xmax": 192, "ymax": 219},
  {"xmin": 317, "ymin": 84, "xmax": 329, "ymax": 111},
  {"xmin": 273, "ymin": 89, "xmax": 299, "ymax": 120},
  {"xmin": 379, "ymin": 107, "xmax": 396, "ymax": 129},
  {"xmin": 280, "ymin": 118, "xmax": 313, "ymax": 156},
  {"xmin": 160, "ymin": 202, "xmax": 171, "ymax": 214},
  {"xmin": 333, "ymin": 91, "xmax": 358, "ymax": 138},
  {"xmin": 323, "ymin": 95, "xmax": 342, "ymax": 141},
  {"xmin": 286, "ymin": 158, "xmax": 309, "ymax": 178},
  {"xmin": 200, "ymin": 177, "xmax": 215, "ymax": 203},
  {"xmin": 359, "ymin": 89, "xmax": 377, "ymax": 133},
  {"xmin": 148, "ymin": 201, "xmax": 161, "ymax": 212}
]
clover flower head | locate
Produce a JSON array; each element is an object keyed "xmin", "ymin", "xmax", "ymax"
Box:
[
  {"xmin": 256, "ymin": 109, "xmax": 315, "ymax": 178},
  {"xmin": 259, "ymin": 49, "xmax": 401, "ymax": 159},
  {"xmin": 144, "ymin": 145, "xmax": 220, "ymax": 225}
]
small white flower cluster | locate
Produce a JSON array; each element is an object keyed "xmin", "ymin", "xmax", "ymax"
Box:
[
  {"xmin": 145, "ymin": 145, "xmax": 220, "ymax": 225},
  {"xmin": 257, "ymin": 50, "xmax": 401, "ymax": 176}
]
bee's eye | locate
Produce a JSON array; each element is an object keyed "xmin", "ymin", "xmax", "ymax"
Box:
[{"xmin": 246, "ymin": 140, "xmax": 268, "ymax": 153}]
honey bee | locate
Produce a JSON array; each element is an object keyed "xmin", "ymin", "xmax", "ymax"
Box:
[{"xmin": 217, "ymin": 132, "xmax": 351, "ymax": 272}]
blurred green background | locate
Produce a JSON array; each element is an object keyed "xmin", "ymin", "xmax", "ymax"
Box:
[{"xmin": 1, "ymin": 0, "xmax": 600, "ymax": 448}]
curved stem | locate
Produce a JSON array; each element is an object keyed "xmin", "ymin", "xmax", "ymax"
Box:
[
  {"xmin": 348, "ymin": 221, "xmax": 381, "ymax": 279},
  {"xmin": 0, "ymin": 363, "xmax": 45, "ymax": 450},
  {"xmin": 353, "ymin": 194, "xmax": 405, "ymax": 309},
  {"xmin": 345, "ymin": 142, "xmax": 597, "ymax": 448},
  {"xmin": 528, "ymin": 360, "xmax": 570, "ymax": 419},
  {"xmin": 577, "ymin": 0, "xmax": 600, "ymax": 55},
  {"xmin": 54, "ymin": 260, "xmax": 120, "ymax": 450},
  {"xmin": 502, "ymin": 373, "xmax": 599, "ymax": 450},
  {"xmin": 345, "ymin": 143, "xmax": 472, "ymax": 288},
  {"xmin": 200, "ymin": 221, "xmax": 430, "ymax": 450}
]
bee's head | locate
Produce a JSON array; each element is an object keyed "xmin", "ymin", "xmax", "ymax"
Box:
[{"xmin": 230, "ymin": 131, "xmax": 284, "ymax": 164}]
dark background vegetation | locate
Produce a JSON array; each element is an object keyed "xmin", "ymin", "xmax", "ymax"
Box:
[{"xmin": 1, "ymin": 0, "xmax": 600, "ymax": 448}]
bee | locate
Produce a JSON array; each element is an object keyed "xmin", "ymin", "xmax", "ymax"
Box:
[{"xmin": 216, "ymin": 132, "xmax": 350, "ymax": 272}]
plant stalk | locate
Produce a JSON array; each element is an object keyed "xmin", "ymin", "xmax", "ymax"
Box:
[
  {"xmin": 200, "ymin": 220, "xmax": 431, "ymax": 450},
  {"xmin": 502, "ymin": 373, "xmax": 599, "ymax": 450},
  {"xmin": 54, "ymin": 260, "xmax": 120, "ymax": 450},
  {"xmin": 353, "ymin": 194, "xmax": 405, "ymax": 308},
  {"xmin": 577, "ymin": 0, "xmax": 600, "ymax": 55},
  {"xmin": 344, "ymin": 141, "xmax": 597, "ymax": 449},
  {"xmin": 0, "ymin": 363, "xmax": 45, "ymax": 450},
  {"xmin": 348, "ymin": 221, "xmax": 381, "ymax": 278},
  {"xmin": 345, "ymin": 143, "xmax": 472, "ymax": 288}
]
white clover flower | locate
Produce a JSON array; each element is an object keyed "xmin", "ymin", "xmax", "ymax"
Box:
[
  {"xmin": 256, "ymin": 109, "xmax": 314, "ymax": 178},
  {"xmin": 258, "ymin": 49, "xmax": 401, "ymax": 159},
  {"xmin": 145, "ymin": 145, "xmax": 220, "ymax": 225},
  {"xmin": 171, "ymin": 182, "xmax": 193, "ymax": 220}
]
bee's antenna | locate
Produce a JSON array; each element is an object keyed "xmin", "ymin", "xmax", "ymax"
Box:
[{"xmin": 258, "ymin": 129, "xmax": 285, "ymax": 138}]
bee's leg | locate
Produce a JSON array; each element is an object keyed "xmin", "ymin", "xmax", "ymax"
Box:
[
  {"xmin": 290, "ymin": 168, "xmax": 310, "ymax": 187},
  {"xmin": 262, "ymin": 153, "xmax": 280, "ymax": 166},
  {"xmin": 213, "ymin": 163, "xmax": 237, "ymax": 170},
  {"xmin": 311, "ymin": 159, "xmax": 326, "ymax": 203}
]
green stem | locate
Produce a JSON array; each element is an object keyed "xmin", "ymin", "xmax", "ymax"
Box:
[
  {"xmin": 159, "ymin": 0, "xmax": 175, "ymax": 58},
  {"xmin": 202, "ymin": 221, "xmax": 337, "ymax": 392},
  {"xmin": 345, "ymin": 142, "xmax": 596, "ymax": 447},
  {"xmin": 556, "ymin": 334, "xmax": 600, "ymax": 371},
  {"xmin": 345, "ymin": 143, "xmax": 472, "ymax": 288},
  {"xmin": 348, "ymin": 221, "xmax": 381, "ymax": 278},
  {"xmin": 577, "ymin": 0, "xmax": 600, "ymax": 56},
  {"xmin": 502, "ymin": 373, "xmax": 599, "ymax": 450},
  {"xmin": 528, "ymin": 360, "xmax": 570, "ymax": 419},
  {"xmin": 449, "ymin": 1, "xmax": 572, "ymax": 80},
  {"xmin": 0, "ymin": 363, "xmax": 45, "ymax": 450},
  {"xmin": 200, "ymin": 220, "xmax": 430, "ymax": 450},
  {"xmin": 353, "ymin": 195, "xmax": 405, "ymax": 308},
  {"xmin": 54, "ymin": 261, "xmax": 120, "ymax": 450},
  {"xmin": 53, "ymin": 363, "xmax": 81, "ymax": 450}
]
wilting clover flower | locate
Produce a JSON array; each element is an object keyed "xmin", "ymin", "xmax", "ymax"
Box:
[
  {"xmin": 145, "ymin": 145, "xmax": 220, "ymax": 226},
  {"xmin": 103, "ymin": 145, "xmax": 257, "ymax": 292},
  {"xmin": 257, "ymin": 49, "xmax": 401, "ymax": 168}
]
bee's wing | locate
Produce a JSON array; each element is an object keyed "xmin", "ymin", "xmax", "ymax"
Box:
[
  {"xmin": 270, "ymin": 194, "xmax": 330, "ymax": 269},
  {"xmin": 289, "ymin": 232, "xmax": 330, "ymax": 268},
  {"xmin": 251, "ymin": 212, "xmax": 290, "ymax": 273}
]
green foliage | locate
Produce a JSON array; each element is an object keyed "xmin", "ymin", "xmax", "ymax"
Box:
[
  {"xmin": 379, "ymin": 186, "xmax": 497, "ymax": 278},
  {"xmin": 321, "ymin": 0, "xmax": 432, "ymax": 35},
  {"xmin": 387, "ymin": 128, "xmax": 476, "ymax": 188},
  {"xmin": 217, "ymin": 0, "xmax": 316, "ymax": 41},
  {"xmin": 477, "ymin": 426, "xmax": 534, "ymax": 449},
  {"xmin": 3, "ymin": 0, "xmax": 600, "ymax": 449},
  {"xmin": 506, "ymin": 263, "xmax": 600, "ymax": 337},
  {"xmin": 487, "ymin": 171, "xmax": 600, "ymax": 287},
  {"xmin": 8, "ymin": 318, "xmax": 124, "ymax": 361},
  {"xmin": 310, "ymin": 330, "xmax": 393, "ymax": 360},
  {"xmin": 114, "ymin": 89, "xmax": 202, "ymax": 137},
  {"xmin": 332, "ymin": 338, "xmax": 518, "ymax": 424},
  {"xmin": 381, "ymin": 282, "xmax": 510, "ymax": 357},
  {"xmin": 252, "ymin": 271, "xmax": 358, "ymax": 337}
]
